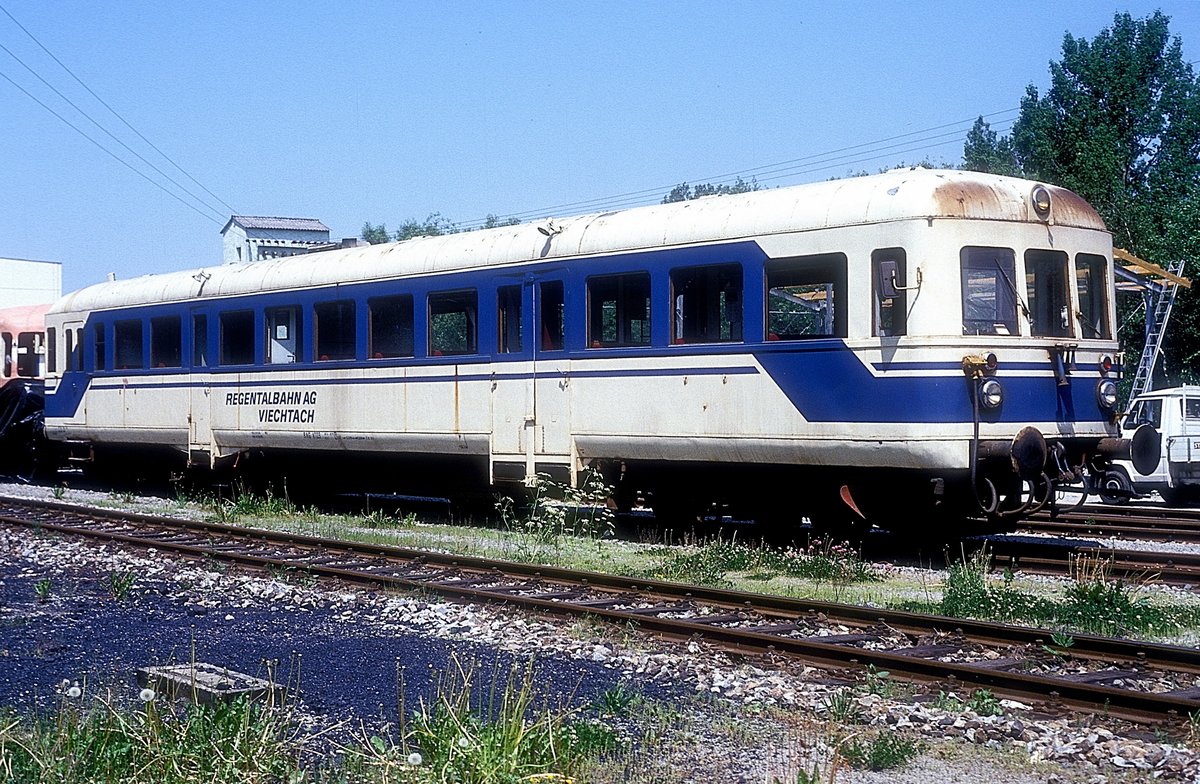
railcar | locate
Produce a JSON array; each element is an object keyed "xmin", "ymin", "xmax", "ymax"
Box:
[
  {"xmin": 42, "ymin": 168, "xmax": 1157, "ymax": 532},
  {"xmin": 0, "ymin": 303, "xmax": 50, "ymax": 475}
]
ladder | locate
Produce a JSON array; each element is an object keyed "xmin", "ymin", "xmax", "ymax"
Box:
[{"xmin": 1128, "ymin": 255, "xmax": 1187, "ymax": 402}]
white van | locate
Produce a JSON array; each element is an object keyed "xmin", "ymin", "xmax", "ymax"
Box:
[{"xmin": 1107, "ymin": 386, "xmax": 1200, "ymax": 505}]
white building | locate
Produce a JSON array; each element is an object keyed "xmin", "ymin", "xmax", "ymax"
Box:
[
  {"xmin": 0, "ymin": 257, "xmax": 62, "ymax": 307},
  {"xmin": 220, "ymin": 216, "xmax": 331, "ymax": 265}
]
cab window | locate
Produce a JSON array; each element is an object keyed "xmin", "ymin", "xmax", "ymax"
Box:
[
  {"xmin": 872, "ymin": 248, "xmax": 907, "ymax": 337},
  {"xmin": 1076, "ymin": 253, "xmax": 1111, "ymax": 339},
  {"xmin": 1025, "ymin": 249, "xmax": 1070, "ymax": 337},
  {"xmin": 961, "ymin": 247, "xmax": 1018, "ymax": 336}
]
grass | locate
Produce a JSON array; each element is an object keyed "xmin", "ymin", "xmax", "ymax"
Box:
[
  {"xmin": 894, "ymin": 546, "xmax": 1200, "ymax": 640},
  {"xmin": 0, "ymin": 655, "xmax": 626, "ymax": 784},
  {"xmin": 0, "ymin": 691, "xmax": 303, "ymax": 783},
  {"xmin": 639, "ymin": 536, "xmax": 881, "ymax": 589},
  {"xmin": 837, "ymin": 732, "xmax": 921, "ymax": 771}
]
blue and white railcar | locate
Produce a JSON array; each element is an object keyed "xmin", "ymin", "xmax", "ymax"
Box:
[{"xmin": 42, "ymin": 168, "xmax": 1155, "ymax": 530}]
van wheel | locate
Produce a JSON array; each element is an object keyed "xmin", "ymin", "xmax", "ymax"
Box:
[{"xmin": 1098, "ymin": 468, "xmax": 1133, "ymax": 505}]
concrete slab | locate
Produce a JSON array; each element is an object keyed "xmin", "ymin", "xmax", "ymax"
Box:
[{"xmin": 136, "ymin": 662, "xmax": 278, "ymax": 705}]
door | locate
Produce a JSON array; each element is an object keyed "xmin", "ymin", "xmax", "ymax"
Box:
[
  {"xmin": 532, "ymin": 279, "xmax": 571, "ymax": 462},
  {"xmin": 188, "ymin": 310, "xmax": 213, "ymax": 461}
]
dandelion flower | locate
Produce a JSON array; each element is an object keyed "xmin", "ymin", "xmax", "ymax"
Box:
[
  {"xmin": 406, "ymin": 752, "xmax": 423, "ymax": 766},
  {"xmin": 457, "ymin": 736, "xmax": 470, "ymax": 749},
  {"xmin": 66, "ymin": 686, "xmax": 82, "ymax": 699},
  {"xmin": 139, "ymin": 688, "xmax": 156, "ymax": 702}
]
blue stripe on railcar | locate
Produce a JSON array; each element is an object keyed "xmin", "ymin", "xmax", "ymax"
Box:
[{"xmin": 48, "ymin": 345, "xmax": 1108, "ymax": 426}]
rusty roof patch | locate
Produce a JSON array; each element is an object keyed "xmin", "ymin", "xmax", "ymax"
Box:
[{"xmin": 931, "ymin": 180, "xmax": 1106, "ymax": 230}]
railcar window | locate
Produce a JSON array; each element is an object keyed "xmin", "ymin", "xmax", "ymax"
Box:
[
  {"xmin": 1186, "ymin": 398, "xmax": 1200, "ymax": 419},
  {"xmin": 192, "ymin": 314, "xmax": 208, "ymax": 368},
  {"xmin": 429, "ymin": 290, "xmax": 478, "ymax": 356},
  {"xmin": 670, "ymin": 264, "xmax": 742, "ymax": 344},
  {"xmin": 15, "ymin": 332, "xmax": 38, "ymax": 377},
  {"xmin": 41, "ymin": 330, "xmax": 52, "ymax": 375},
  {"xmin": 314, "ymin": 300, "xmax": 356, "ymax": 361},
  {"xmin": 114, "ymin": 319, "xmax": 144, "ymax": 369},
  {"xmin": 150, "ymin": 316, "xmax": 182, "ymax": 368},
  {"xmin": 65, "ymin": 329, "xmax": 75, "ymax": 372},
  {"xmin": 539, "ymin": 281, "xmax": 565, "ymax": 351},
  {"xmin": 587, "ymin": 273, "xmax": 651, "ymax": 348},
  {"xmin": 369, "ymin": 294, "xmax": 414, "ymax": 358},
  {"xmin": 497, "ymin": 285, "xmax": 523, "ymax": 353},
  {"xmin": 872, "ymin": 249, "xmax": 908, "ymax": 337},
  {"xmin": 266, "ymin": 306, "xmax": 301, "ymax": 364},
  {"xmin": 219, "ymin": 311, "xmax": 255, "ymax": 365},
  {"xmin": 94, "ymin": 323, "xmax": 106, "ymax": 371},
  {"xmin": 71, "ymin": 329, "xmax": 82, "ymax": 371},
  {"xmin": 765, "ymin": 254, "xmax": 847, "ymax": 340},
  {"xmin": 1025, "ymin": 249, "xmax": 1070, "ymax": 337},
  {"xmin": 961, "ymin": 247, "xmax": 1019, "ymax": 336},
  {"xmin": 1076, "ymin": 253, "xmax": 1112, "ymax": 339}
]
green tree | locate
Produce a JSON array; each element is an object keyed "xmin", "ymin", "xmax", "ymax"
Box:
[
  {"xmin": 360, "ymin": 221, "xmax": 391, "ymax": 245},
  {"xmin": 963, "ymin": 11, "xmax": 1200, "ymax": 379},
  {"xmin": 662, "ymin": 176, "xmax": 759, "ymax": 203},
  {"xmin": 394, "ymin": 212, "xmax": 456, "ymax": 241},
  {"xmin": 482, "ymin": 214, "xmax": 521, "ymax": 229}
]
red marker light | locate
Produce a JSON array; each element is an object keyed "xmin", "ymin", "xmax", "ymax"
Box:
[{"xmin": 1101, "ymin": 355, "xmax": 1113, "ymax": 374}]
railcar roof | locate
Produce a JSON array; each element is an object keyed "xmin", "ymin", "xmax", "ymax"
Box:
[
  {"xmin": 0, "ymin": 303, "xmax": 51, "ymax": 332},
  {"xmin": 50, "ymin": 168, "xmax": 1106, "ymax": 315}
]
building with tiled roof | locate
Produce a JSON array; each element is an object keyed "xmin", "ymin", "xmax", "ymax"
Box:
[{"xmin": 221, "ymin": 215, "xmax": 331, "ymax": 264}]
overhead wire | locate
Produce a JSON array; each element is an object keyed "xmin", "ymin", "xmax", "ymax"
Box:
[
  {"xmin": 456, "ymin": 109, "xmax": 1020, "ymax": 230},
  {"xmin": 0, "ymin": 1, "xmax": 236, "ymax": 216},
  {"xmin": 0, "ymin": 40, "xmax": 228, "ymax": 223},
  {"xmin": 0, "ymin": 67, "xmax": 223, "ymax": 225}
]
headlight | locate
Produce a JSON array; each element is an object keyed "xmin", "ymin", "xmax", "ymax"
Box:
[
  {"xmin": 980, "ymin": 378, "xmax": 1003, "ymax": 409},
  {"xmin": 1031, "ymin": 185, "xmax": 1052, "ymax": 220},
  {"xmin": 1097, "ymin": 379, "xmax": 1118, "ymax": 410}
]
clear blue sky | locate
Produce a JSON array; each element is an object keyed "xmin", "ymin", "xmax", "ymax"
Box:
[{"xmin": 1, "ymin": 1, "xmax": 1197, "ymax": 293}]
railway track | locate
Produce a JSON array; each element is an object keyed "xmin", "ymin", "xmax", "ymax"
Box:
[
  {"xmin": 980, "ymin": 536, "xmax": 1200, "ymax": 585},
  {"xmin": 4, "ymin": 496, "xmax": 1200, "ymax": 724},
  {"xmin": 1022, "ymin": 503, "xmax": 1200, "ymax": 544}
]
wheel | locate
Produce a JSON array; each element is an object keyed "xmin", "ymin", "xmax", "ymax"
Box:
[{"xmin": 1098, "ymin": 468, "xmax": 1133, "ymax": 505}]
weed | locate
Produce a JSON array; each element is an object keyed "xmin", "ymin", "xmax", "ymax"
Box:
[
  {"xmin": 931, "ymin": 690, "xmax": 965, "ymax": 712},
  {"xmin": 33, "ymin": 578, "xmax": 51, "ymax": 602},
  {"xmin": 50, "ymin": 485, "xmax": 66, "ymax": 500},
  {"xmin": 0, "ymin": 690, "xmax": 302, "ymax": 782},
  {"xmin": 592, "ymin": 682, "xmax": 638, "ymax": 717},
  {"xmin": 821, "ymin": 688, "xmax": 864, "ymax": 724},
  {"xmin": 861, "ymin": 664, "xmax": 895, "ymax": 698},
  {"xmin": 839, "ymin": 732, "xmax": 921, "ymax": 770},
  {"xmin": 105, "ymin": 569, "xmax": 137, "ymax": 600},
  {"xmin": 391, "ymin": 653, "xmax": 601, "ymax": 782},
  {"xmin": 1043, "ymin": 630, "xmax": 1076, "ymax": 658},
  {"xmin": 773, "ymin": 760, "xmax": 825, "ymax": 784},
  {"xmin": 967, "ymin": 688, "xmax": 1003, "ymax": 717}
]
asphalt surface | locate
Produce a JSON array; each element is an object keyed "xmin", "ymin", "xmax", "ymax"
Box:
[{"xmin": 0, "ymin": 557, "xmax": 675, "ymax": 726}]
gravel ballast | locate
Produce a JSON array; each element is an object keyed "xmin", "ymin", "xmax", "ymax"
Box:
[{"xmin": 2, "ymin": 481, "xmax": 1199, "ymax": 781}]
